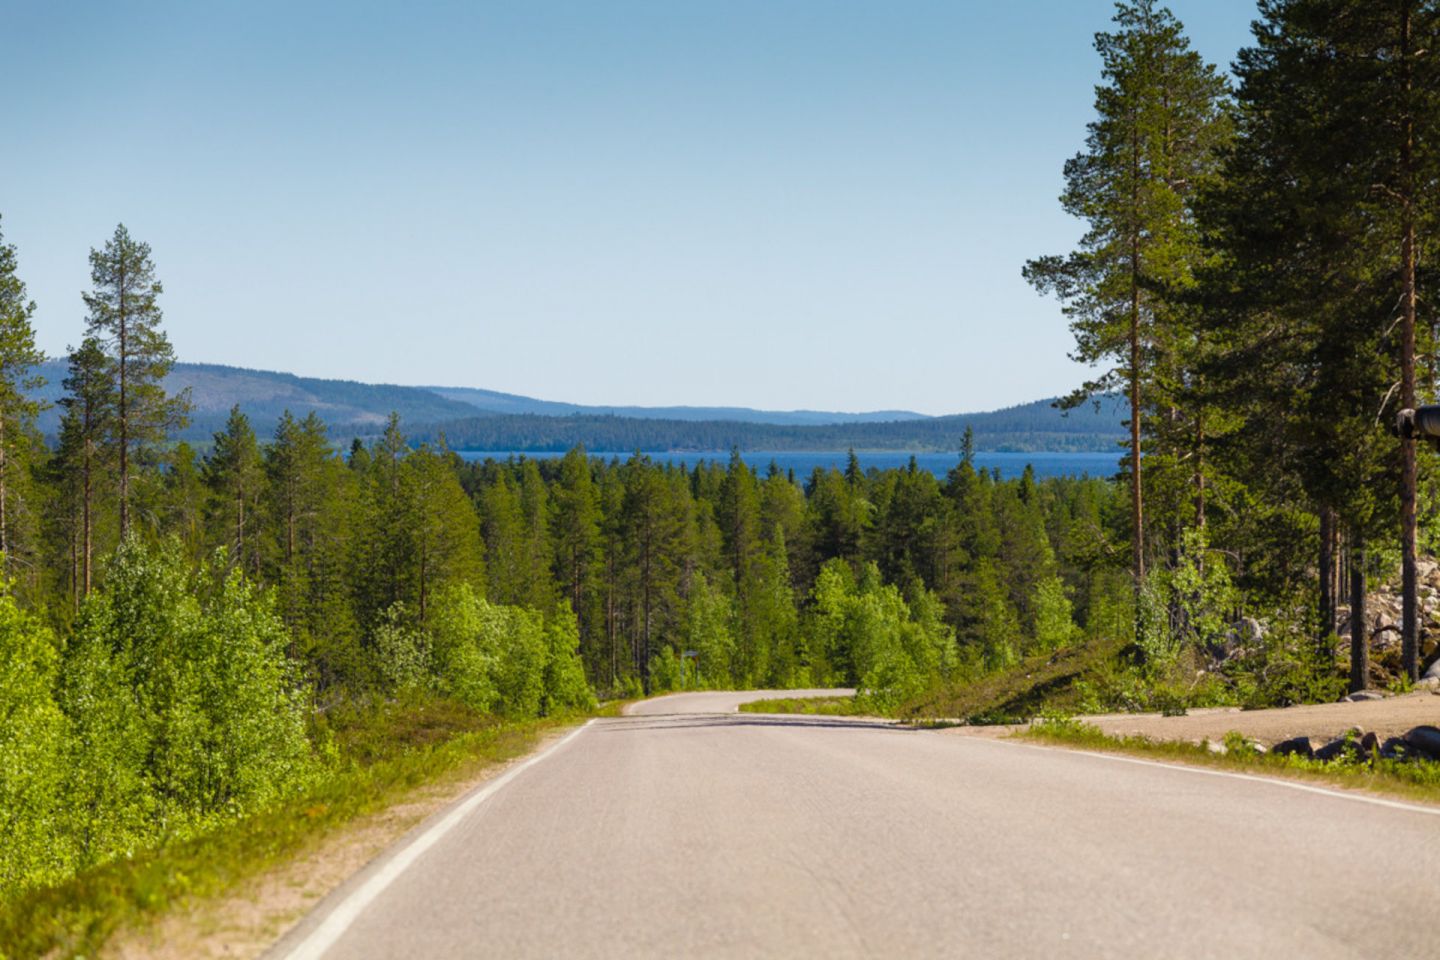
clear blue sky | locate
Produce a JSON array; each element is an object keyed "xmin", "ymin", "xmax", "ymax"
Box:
[{"xmin": 5, "ymin": 0, "xmax": 1258, "ymax": 415}]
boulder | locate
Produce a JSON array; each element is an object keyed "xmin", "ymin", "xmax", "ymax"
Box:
[
  {"xmin": 1358, "ymin": 731, "xmax": 1381, "ymax": 757},
  {"xmin": 1380, "ymin": 737, "xmax": 1407, "ymax": 759},
  {"xmin": 1423, "ymin": 659, "xmax": 1440, "ymax": 682},
  {"xmin": 1343, "ymin": 690, "xmax": 1388, "ymax": 702},
  {"xmin": 1402, "ymin": 725, "xmax": 1440, "ymax": 760},
  {"xmin": 1271, "ymin": 736, "xmax": 1314, "ymax": 760},
  {"xmin": 1314, "ymin": 736, "xmax": 1355, "ymax": 762}
]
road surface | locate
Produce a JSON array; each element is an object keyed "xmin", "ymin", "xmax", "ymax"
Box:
[{"xmin": 271, "ymin": 691, "xmax": 1439, "ymax": 959}]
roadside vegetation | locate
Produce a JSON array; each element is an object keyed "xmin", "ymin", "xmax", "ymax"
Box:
[
  {"xmin": 1022, "ymin": 717, "xmax": 1440, "ymax": 807},
  {"xmin": 737, "ymin": 696, "xmax": 867, "ymax": 717},
  {"xmin": 0, "ymin": 700, "xmax": 583, "ymax": 959}
]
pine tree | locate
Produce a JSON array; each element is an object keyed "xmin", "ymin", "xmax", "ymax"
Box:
[
  {"xmin": 1198, "ymin": 0, "xmax": 1440, "ymax": 682},
  {"xmin": 81, "ymin": 224, "xmax": 189, "ymax": 538},
  {"xmin": 0, "ymin": 218, "xmax": 46, "ymax": 581},
  {"xmin": 1024, "ymin": 1, "xmax": 1230, "ymax": 587}
]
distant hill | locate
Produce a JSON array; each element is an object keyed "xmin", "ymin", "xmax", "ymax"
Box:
[
  {"xmin": 428, "ymin": 386, "xmax": 929, "ymax": 425},
  {"xmin": 409, "ymin": 398, "xmax": 1127, "ymax": 453},
  {"xmin": 28, "ymin": 360, "xmax": 1124, "ymax": 451},
  {"xmin": 33, "ymin": 361, "xmax": 480, "ymax": 440}
]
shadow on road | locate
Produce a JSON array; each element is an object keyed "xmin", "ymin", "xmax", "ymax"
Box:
[{"xmin": 599, "ymin": 714, "xmax": 908, "ymax": 733}]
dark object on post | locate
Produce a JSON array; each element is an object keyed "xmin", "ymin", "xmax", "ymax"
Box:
[{"xmin": 1396, "ymin": 406, "xmax": 1440, "ymax": 447}]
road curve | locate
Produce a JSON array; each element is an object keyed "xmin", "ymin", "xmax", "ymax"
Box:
[{"xmin": 270, "ymin": 691, "xmax": 1439, "ymax": 959}]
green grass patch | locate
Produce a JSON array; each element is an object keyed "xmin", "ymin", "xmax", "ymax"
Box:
[
  {"xmin": 1021, "ymin": 717, "xmax": 1440, "ymax": 805},
  {"xmin": 0, "ymin": 699, "xmax": 587, "ymax": 960},
  {"xmin": 738, "ymin": 695, "xmax": 867, "ymax": 716}
]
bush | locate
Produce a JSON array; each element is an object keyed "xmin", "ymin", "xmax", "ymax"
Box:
[
  {"xmin": 542, "ymin": 606, "xmax": 597, "ymax": 714},
  {"xmin": 0, "ymin": 589, "xmax": 71, "ymax": 891},
  {"xmin": 1, "ymin": 542, "xmax": 320, "ymax": 896}
]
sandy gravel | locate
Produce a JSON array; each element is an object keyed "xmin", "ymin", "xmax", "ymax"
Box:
[{"xmin": 956, "ymin": 687, "xmax": 1440, "ymax": 746}]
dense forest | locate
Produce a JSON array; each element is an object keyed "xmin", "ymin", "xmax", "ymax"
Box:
[
  {"xmin": 3, "ymin": 0, "xmax": 1440, "ymax": 904},
  {"xmin": 405, "ymin": 399, "xmax": 1126, "ymax": 454}
]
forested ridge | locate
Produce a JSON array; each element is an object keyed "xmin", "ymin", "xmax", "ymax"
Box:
[
  {"xmin": 4, "ymin": 0, "xmax": 1440, "ymax": 921},
  {"xmin": 29, "ymin": 359, "xmax": 1125, "ymax": 451},
  {"xmin": 405, "ymin": 398, "xmax": 1126, "ymax": 454}
]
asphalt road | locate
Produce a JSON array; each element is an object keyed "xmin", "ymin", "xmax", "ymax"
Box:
[{"xmin": 272, "ymin": 691, "xmax": 1440, "ymax": 959}]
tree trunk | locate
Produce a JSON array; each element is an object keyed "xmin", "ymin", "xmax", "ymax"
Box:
[
  {"xmin": 1129, "ymin": 125, "xmax": 1145, "ymax": 593},
  {"xmin": 81, "ymin": 435, "xmax": 93, "ymax": 597},
  {"xmin": 1318, "ymin": 506, "xmax": 1337, "ymax": 658},
  {"xmin": 1350, "ymin": 531, "xmax": 1368, "ymax": 694},
  {"xmin": 0, "ymin": 413, "xmax": 8, "ymax": 579},
  {"xmin": 117, "ymin": 265, "xmax": 129, "ymax": 540},
  {"xmin": 1399, "ymin": 4, "xmax": 1420, "ymax": 682},
  {"xmin": 1194, "ymin": 413, "xmax": 1206, "ymax": 533}
]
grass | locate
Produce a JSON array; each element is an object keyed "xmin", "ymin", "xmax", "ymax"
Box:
[
  {"xmin": 1022, "ymin": 717, "xmax": 1440, "ymax": 805},
  {"xmin": 738, "ymin": 695, "xmax": 868, "ymax": 716},
  {"xmin": 899, "ymin": 634, "xmax": 1132, "ymax": 723},
  {"xmin": 0, "ymin": 698, "xmax": 591, "ymax": 960}
]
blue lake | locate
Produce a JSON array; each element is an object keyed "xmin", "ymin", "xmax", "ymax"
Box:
[{"xmin": 454, "ymin": 449, "xmax": 1120, "ymax": 480}]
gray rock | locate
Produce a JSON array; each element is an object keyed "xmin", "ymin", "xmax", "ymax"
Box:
[
  {"xmin": 1236, "ymin": 617, "xmax": 1266, "ymax": 644},
  {"xmin": 1271, "ymin": 736, "xmax": 1314, "ymax": 760},
  {"xmin": 1422, "ymin": 659, "xmax": 1440, "ymax": 681},
  {"xmin": 1343, "ymin": 690, "xmax": 1388, "ymax": 702},
  {"xmin": 1402, "ymin": 725, "xmax": 1440, "ymax": 760}
]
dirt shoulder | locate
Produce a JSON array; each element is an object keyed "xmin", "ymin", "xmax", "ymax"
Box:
[
  {"xmin": 948, "ymin": 688, "xmax": 1440, "ymax": 746},
  {"xmin": 102, "ymin": 723, "xmax": 582, "ymax": 960}
]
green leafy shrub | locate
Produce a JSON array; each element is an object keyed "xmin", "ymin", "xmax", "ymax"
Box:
[{"xmin": 0, "ymin": 588, "xmax": 71, "ymax": 891}]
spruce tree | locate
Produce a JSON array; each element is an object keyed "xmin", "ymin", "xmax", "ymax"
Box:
[
  {"xmin": 57, "ymin": 339, "xmax": 115, "ymax": 598},
  {"xmin": 550, "ymin": 446, "xmax": 600, "ymax": 664},
  {"xmin": 203, "ymin": 406, "xmax": 264, "ymax": 576}
]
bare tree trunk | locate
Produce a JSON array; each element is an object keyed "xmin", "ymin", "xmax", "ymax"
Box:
[{"xmin": 1350, "ymin": 531, "xmax": 1368, "ymax": 694}]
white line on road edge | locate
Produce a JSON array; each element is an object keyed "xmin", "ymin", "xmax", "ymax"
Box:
[
  {"xmin": 278, "ymin": 719, "xmax": 595, "ymax": 960},
  {"xmin": 988, "ymin": 736, "xmax": 1440, "ymax": 817}
]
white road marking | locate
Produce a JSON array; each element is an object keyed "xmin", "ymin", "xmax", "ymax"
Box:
[
  {"xmin": 278, "ymin": 719, "xmax": 595, "ymax": 960},
  {"xmin": 984, "ymin": 735, "xmax": 1440, "ymax": 817}
]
